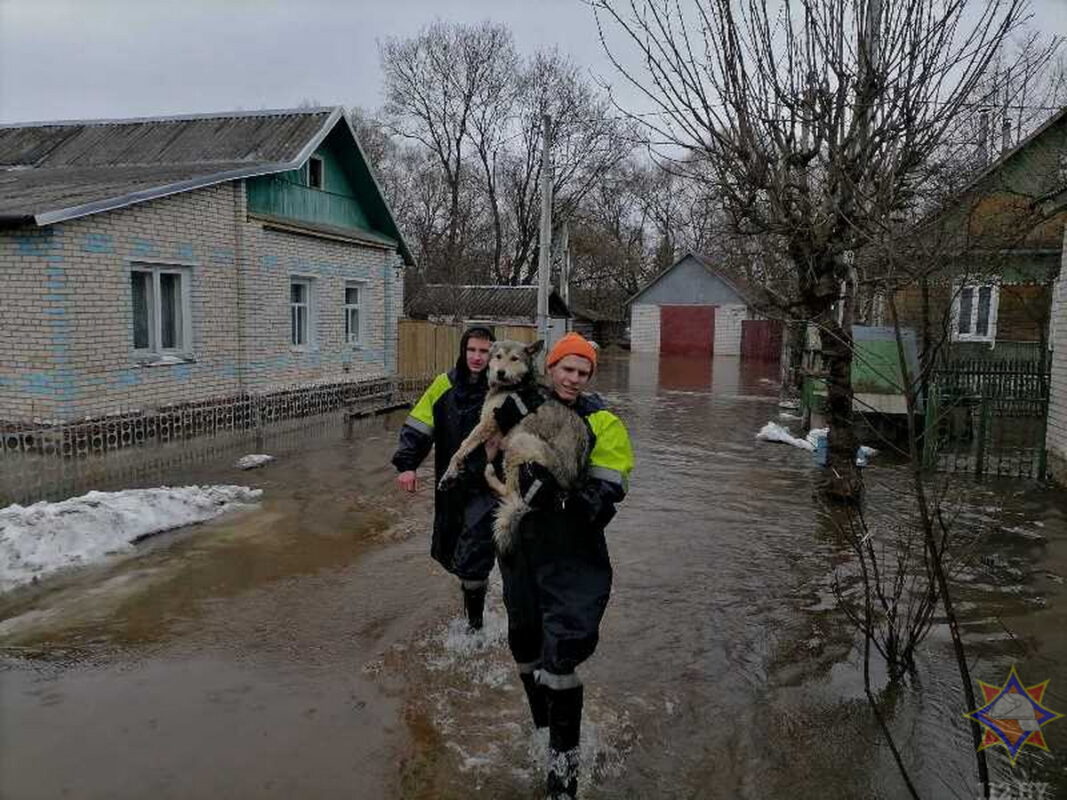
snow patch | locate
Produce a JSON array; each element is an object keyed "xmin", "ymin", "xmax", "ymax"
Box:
[
  {"xmin": 0, "ymin": 485, "xmax": 262, "ymax": 591},
  {"xmin": 235, "ymin": 454, "xmax": 275, "ymax": 470}
]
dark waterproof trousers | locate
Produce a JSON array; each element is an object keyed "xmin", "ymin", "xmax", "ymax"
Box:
[
  {"xmin": 498, "ymin": 508, "xmax": 612, "ymax": 675},
  {"xmin": 449, "ymin": 490, "xmax": 498, "ymax": 582}
]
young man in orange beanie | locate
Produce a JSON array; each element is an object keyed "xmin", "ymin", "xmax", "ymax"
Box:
[{"xmin": 492, "ymin": 332, "xmax": 634, "ymax": 799}]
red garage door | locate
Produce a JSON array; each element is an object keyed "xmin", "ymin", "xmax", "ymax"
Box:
[
  {"xmin": 660, "ymin": 305, "xmax": 714, "ymax": 356},
  {"xmin": 740, "ymin": 319, "xmax": 783, "ymax": 361}
]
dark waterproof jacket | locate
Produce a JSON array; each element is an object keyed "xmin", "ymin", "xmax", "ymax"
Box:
[
  {"xmin": 498, "ymin": 390, "xmax": 635, "ymax": 674},
  {"xmin": 391, "ymin": 352, "xmax": 494, "ymax": 571}
]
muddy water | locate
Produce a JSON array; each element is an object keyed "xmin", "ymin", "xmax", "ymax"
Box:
[{"xmin": 2, "ymin": 354, "xmax": 1065, "ymax": 799}]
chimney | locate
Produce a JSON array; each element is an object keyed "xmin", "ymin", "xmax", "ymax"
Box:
[{"xmin": 1001, "ymin": 115, "xmax": 1012, "ymax": 155}]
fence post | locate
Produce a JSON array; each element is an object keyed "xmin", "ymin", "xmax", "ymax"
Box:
[
  {"xmin": 922, "ymin": 388, "xmax": 939, "ymax": 469},
  {"xmin": 975, "ymin": 396, "xmax": 991, "ymax": 478}
]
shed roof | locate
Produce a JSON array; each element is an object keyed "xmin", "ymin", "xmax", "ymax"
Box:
[
  {"xmin": 0, "ymin": 106, "xmax": 413, "ymax": 264},
  {"xmin": 407, "ymin": 285, "xmax": 571, "ymax": 320}
]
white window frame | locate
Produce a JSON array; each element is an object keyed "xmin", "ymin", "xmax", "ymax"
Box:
[
  {"xmin": 307, "ymin": 156, "xmax": 324, "ymax": 190},
  {"xmin": 951, "ymin": 281, "xmax": 1000, "ymax": 344},
  {"xmin": 290, "ymin": 277, "xmax": 316, "ymax": 349},
  {"xmin": 130, "ymin": 263, "xmax": 193, "ymax": 360},
  {"xmin": 343, "ymin": 281, "xmax": 365, "ymax": 346}
]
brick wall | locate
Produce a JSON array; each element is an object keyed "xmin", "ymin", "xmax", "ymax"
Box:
[
  {"xmin": 713, "ymin": 303, "xmax": 748, "ymax": 356},
  {"xmin": 0, "ymin": 181, "xmax": 403, "ymax": 423},
  {"xmin": 630, "ymin": 304, "xmax": 660, "ymax": 353},
  {"xmin": 1047, "ymin": 224, "xmax": 1067, "ymax": 484}
]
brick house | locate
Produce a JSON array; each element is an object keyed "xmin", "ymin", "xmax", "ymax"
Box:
[
  {"xmin": 0, "ymin": 107, "xmax": 413, "ymax": 425},
  {"xmin": 890, "ymin": 106, "xmax": 1067, "ymax": 360}
]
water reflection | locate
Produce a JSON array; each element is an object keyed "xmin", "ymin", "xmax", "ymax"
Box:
[{"xmin": 1, "ymin": 353, "xmax": 1065, "ymax": 799}]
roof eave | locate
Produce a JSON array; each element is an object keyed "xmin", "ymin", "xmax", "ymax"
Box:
[{"xmin": 31, "ymin": 162, "xmax": 296, "ymax": 227}]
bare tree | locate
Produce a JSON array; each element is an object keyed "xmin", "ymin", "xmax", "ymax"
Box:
[
  {"xmin": 380, "ymin": 21, "xmax": 515, "ymax": 282},
  {"xmin": 591, "ymin": 0, "xmax": 1037, "ymax": 499}
]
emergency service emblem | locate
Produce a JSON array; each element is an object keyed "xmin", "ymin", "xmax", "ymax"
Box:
[{"xmin": 964, "ymin": 665, "xmax": 1063, "ymax": 764}]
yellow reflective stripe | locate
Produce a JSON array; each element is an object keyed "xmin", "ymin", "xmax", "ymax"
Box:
[
  {"xmin": 409, "ymin": 373, "xmax": 452, "ymax": 429},
  {"xmin": 587, "ymin": 410, "xmax": 634, "ymax": 488}
]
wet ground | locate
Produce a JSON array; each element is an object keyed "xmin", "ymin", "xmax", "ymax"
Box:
[{"xmin": 1, "ymin": 353, "xmax": 1065, "ymax": 799}]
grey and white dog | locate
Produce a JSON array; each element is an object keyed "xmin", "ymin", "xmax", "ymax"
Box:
[{"xmin": 438, "ymin": 339, "xmax": 591, "ymax": 553}]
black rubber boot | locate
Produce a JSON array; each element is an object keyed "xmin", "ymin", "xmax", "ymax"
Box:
[
  {"xmin": 462, "ymin": 585, "xmax": 486, "ymax": 631},
  {"xmin": 545, "ymin": 685, "xmax": 583, "ymax": 799},
  {"xmin": 519, "ymin": 671, "xmax": 549, "ymax": 729}
]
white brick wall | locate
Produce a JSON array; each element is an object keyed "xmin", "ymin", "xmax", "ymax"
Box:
[
  {"xmin": 0, "ymin": 181, "xmax": 404, "ymax": 422},
  {"xmin": 629, "ymin": 302, "xmax": 749, "ymax": 356},
  {"xmin": 714, "ymin": 303, "xmax": 748, "ymax": 356},
  {"xmin": 1047, "ymin": 223, "xmax": 1067, "ymax": 484},
  {"xmin": 630, "ymin": 304, "xmax": 660, "ymax": 353}
]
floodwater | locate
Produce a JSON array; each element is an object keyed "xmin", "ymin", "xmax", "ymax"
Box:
[{"xmin": 1, "ymin": 353, "xmax": 1065, "ymax": 799}]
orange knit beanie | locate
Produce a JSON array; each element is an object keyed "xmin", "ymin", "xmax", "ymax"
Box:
[{"xmin": 546, "ymin": 332, "xmax": 598, "ymax": 370}]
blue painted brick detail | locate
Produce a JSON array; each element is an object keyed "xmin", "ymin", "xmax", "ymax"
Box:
[
  {"xmin": 16, "ymin": 231, "xmax": 59, "ymax": 255},
  {"xmin": 45, "ymin": 279, "xmax": 67, "ymax": 290},
  {"xmin": 130, "ymin": 238, "xmax": 158, "ymax": 258},
  {"xmin": 211, "ymin": 248, "xmax": 235, "ymax": 265},
  {"xmin": 176, "ymin": 243, "xmax": 196, "ymax": 260},
  {"xmin": 116, "ymin": 370, "xmax": 142, "ymax": 388},
  {"xmin": 84, "ymin": 233, "xmax": 114, "ymax": 253}
]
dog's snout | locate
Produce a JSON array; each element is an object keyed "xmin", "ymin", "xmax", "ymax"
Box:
[{"xmin": 496, "ymin": 369, "xmax": 507, "ymax": 380}]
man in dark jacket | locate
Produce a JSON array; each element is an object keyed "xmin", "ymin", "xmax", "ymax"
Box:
[
  {"xmin": 493, "ymin": 332, "xmax": 634, "ymax": 800},
  {"xmin": 391, "ymin": 326, "xmax": 498, "ymax": 631}
]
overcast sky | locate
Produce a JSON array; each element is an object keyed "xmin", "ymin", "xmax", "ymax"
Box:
[{"xmin": 1, "ymin": 0, "xmax": 1065, "ymax": 124}]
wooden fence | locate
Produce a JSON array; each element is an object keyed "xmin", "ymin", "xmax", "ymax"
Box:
[{"xmin": 396, "ymin": 319, "xmax": 537, "ymax": 378}]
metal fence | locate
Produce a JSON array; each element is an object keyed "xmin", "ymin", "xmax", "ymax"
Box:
[
  {"xmin": 923, "ymin": 357, "xmax": 1050, "ymax": 478},
  {"xmin": 0, "ymin": 375, "xmax": 432, "ymax": 505}
]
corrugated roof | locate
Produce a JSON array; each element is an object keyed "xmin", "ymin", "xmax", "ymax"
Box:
[
  {"xmin": 407, "ymin": 285, "xmax": 571, "ymax": 320},
  {"xmin": 0, "ymin": 162, "xmax": 254, "ymax": 221},
  {"xmin": 0, "ymin": 106, "xmax": 415, "ymax": 265},
  {"xmin": 0, "ymin": 107, "xmax": 336, "ymax": 167}
]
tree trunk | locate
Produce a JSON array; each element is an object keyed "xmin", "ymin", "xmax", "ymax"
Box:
[{"xmin": 805, "ymin": 253, "xmax": 861, "ymax": 502}]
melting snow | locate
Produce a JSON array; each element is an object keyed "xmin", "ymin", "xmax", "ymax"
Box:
[{"xmin": 0, "ymin": 485, "xmax": 262, "ymax": 591}]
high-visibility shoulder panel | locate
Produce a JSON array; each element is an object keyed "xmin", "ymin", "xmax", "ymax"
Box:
[
  {"xmin": 586, "ymin": 410, "xmax": 634, "ymax": 490},
  {"xmin": 407, "ymin": 373, "xmax": 453, "ymax": 431}
]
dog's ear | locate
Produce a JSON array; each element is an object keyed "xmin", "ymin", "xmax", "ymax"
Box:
[{"xmin": 526, "ymin": 340, "xmax": 544, "ymax": 357}]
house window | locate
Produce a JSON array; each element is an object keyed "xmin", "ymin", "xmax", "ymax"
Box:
[
  {"xmin": 953, "ymin": 283, "xmax": 999, "ymax": 343},
  {"xmin": 131, "ymin": 266, "xmax": 191, "ymax": 356},
  {"xmin": 307, "ymin": 157, "xmax": 324, "ymax": 189},
  {"xmin": 344, "ymin": 283, "xmax": 363, "ymax": 345},
  {"xmin": 290, "ymin": 279, "xmax": 312, "ymax": 346}
]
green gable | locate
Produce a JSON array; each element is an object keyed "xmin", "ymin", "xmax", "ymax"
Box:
[{"xmin": 246, "ymin": 117, "xmax": 412, "ymax": 264}]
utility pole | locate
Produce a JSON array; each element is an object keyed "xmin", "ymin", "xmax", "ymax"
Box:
[
  {"xmin": 537, "ymin": 113, "xmax": 553, "ymax": 347},
  {"xmin": 559, "ymin": 220, "xmax": 571, "ymax": 331}
]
